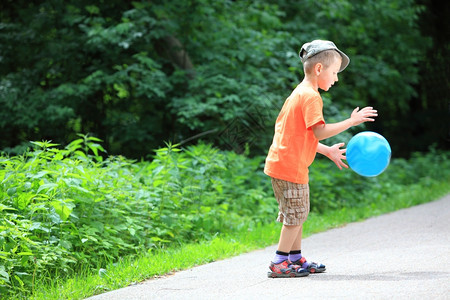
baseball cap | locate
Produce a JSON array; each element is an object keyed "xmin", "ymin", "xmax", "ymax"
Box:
[{"xmin": 299, "ymin": 40, "xmax": 350, "ymax": 72}]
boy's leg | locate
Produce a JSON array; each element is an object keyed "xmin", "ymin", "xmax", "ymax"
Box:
[
  {"xmin": 272, "ymin": 224, "xmax": 301, "ymax": 264},
  {"xmin": 290, "ymin": 224, "xmax": 303, "ymax": 251},
  {"xmin": 277, "ymin": 224, "xmax": 302, "ymax": 253},
  {"xmin": 288, "ymin": 224, "xmax": 305, "ymax": 262},
  {"xmin": 289, "ymin": 225, "xmax": 326, "ymax": 273},
  {"xmin": 268, "ymin": 178, "xmax": 310, "ymax": 277},
  {"xmin": 270, "ymin": 178, "xmax": 326, "ymax": 274},
  {"xmin": 268, "ymin": 224, "xmax": 309, "ymax": 278},
  {"xmin": 271, "ymin": 177, "xmax": 309, "ymax": 256}
]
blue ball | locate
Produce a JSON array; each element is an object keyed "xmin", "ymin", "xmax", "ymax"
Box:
[{"xmin": 346, "ymin": 131, "xmax": 391, "ymax": 177}]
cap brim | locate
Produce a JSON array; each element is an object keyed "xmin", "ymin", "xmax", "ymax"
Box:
[{"xmin": 336, "ymin": 49, "xmax": 350, "ymax": 72}]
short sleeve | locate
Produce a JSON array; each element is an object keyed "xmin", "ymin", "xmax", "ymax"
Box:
[{"xmin": 303, "ymin": 96, "xmax": 324, "ymax": 129}]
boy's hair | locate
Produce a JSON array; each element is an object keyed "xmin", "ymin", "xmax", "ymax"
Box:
[{"xmin": 303, "ymin": 50, "xmax": 342, "ymax": 74}]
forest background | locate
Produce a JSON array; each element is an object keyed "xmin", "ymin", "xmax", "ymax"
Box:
[
  {"xmin": 1, "ymin": 0, "xmax": 448, "ymax": 158},
  {"xmin": 0, "ymin": 0, "xmax": 449, "ymax": 299}
]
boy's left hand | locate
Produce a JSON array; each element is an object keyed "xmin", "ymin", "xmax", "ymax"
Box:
[{"xmin": 327, "ymin": 143, "xmax": 348, "ymax": 170}]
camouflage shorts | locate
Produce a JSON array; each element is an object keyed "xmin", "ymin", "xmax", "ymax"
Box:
[{"xmin": 271, "ymin": 177, "xmax": 310, "ymax": 225}]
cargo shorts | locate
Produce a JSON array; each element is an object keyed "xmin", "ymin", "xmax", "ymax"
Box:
[{"xmin": 271, "ymin": 177, "xmax": 310, "ymax": 225}]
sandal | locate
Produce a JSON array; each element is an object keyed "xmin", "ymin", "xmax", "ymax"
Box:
[
  {"xmin": 291, "ymin": 257, "xmax": 326, "ymax": 273},
  {"xmin": 267, "ymin": 260, "xmax": 310, "ymax": 278}
]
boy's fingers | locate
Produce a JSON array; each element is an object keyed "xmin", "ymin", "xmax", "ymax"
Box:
[
  {"xmin": 337, "ymin": 160, "xmax": 348, "ymax": 169},
  {"xmin": 360, "ymin": 107, "xmax": 377, "ymax": 113},
  {"xmin": 365, "ymin": 111, "xmax": 377, "ymax": 117},
  {"xmin": 336, "ymin": 142, "xmax": 345, "ymax": 148}
]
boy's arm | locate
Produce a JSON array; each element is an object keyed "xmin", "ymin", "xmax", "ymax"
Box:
[
  {"xmin": 312, "ymin": 106, "xmax": 377, "ymax": 141},
  {"xmin": 317, "ymin": 143, "xmax": 348, "ymax": 170}
]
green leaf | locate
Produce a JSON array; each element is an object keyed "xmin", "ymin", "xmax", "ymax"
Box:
[
  {"xmin": 85, "ymin": 5, "xmax": 100, "ymax": 15},
  {"xmin": 0, "ymin": 265, "xmax": 10, "ymax": 283},
  {"xmin": 13, "ymin": 274, "xmax": 24, "ymax": 287},
  {"xmin": 6, "ymin": 187, "xmax": 16, "ymax": 196},
  {"xmin": 51, "ymin": 200, "xmax": 75, "ymax": 221},
  {"xmin": 0, "ymin": 204, "xmax": 16, "ymax": 212},
  {"xmin": 60, "ymin": 240, "xmax": 72, "ymax": 250},
  {"xmin": 37, "ymin": 183, "xmax": 58, "ymax": 194}
]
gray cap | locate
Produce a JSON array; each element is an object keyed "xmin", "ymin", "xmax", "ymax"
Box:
[{"xmin": 299, "ymin": 40, "xmax": 350, "ymax": 72}]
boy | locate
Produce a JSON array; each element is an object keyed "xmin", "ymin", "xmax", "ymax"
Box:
[{"xmin": 265, "ymin": 40, "xmax": 377, "ymax": 277}]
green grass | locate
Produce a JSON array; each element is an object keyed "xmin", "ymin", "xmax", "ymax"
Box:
[{"xmin": 28, "ymin": 180, "xmax": 450, "ymax": 300}]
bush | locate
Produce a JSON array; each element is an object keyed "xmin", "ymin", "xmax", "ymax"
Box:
[
  {"xmin": 0, "ymin": 137, "xmax": 275, "ymax": 297},
  {"xmin": 1, "ymin": 136, "xmax": 449, "ymax": 298}
]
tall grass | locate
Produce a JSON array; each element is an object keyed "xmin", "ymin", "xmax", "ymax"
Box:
[
  {"xmin": 31, "ymin": 179, "xmax": 449, "ymax": 300},
  {"xmin": 1, "ymin": 135, "xmax": 449, "ymax": 299}
]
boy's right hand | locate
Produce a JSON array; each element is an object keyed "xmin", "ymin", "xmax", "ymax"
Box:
[{"xmin": 350, "ymin": 107, "xmax": 378, "ymax": 126}]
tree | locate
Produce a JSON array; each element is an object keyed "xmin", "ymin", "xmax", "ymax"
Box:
[{"xmin": 0, "ymin": 0, "xmax": 439, "ymax": 158}]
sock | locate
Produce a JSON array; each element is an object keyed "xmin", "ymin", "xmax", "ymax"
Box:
[
  {"xmin": 289, "ymin": 250, "xmax": 311, "ymax": 268},
  {"xmin": 273, "ymin": 250, "xmax": 289, "ymax": 264},
  {"xmin": 289, "ymin": 250, "xmax": 302, "ymax": 262}
]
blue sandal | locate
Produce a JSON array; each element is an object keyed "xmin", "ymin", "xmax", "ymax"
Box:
[{"xmin": 291, "ymin": 257, "xmax": 326, "ymax": 273}]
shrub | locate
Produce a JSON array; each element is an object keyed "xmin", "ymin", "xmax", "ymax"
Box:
[{"xmin": 1, "ymin": 136, "xmax": 448, "ymax": 298}]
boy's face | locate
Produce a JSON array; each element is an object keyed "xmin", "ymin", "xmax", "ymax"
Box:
[{"xmin": 317, "ymin": 58, "xmax": 341, "ymax": 91}]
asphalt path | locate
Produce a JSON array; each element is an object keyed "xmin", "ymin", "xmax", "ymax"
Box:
[{"xmin": 88, "ymin": 194, "xmax": 450, "ymax": 300}]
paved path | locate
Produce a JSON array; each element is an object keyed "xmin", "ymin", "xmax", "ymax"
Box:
[{"xmin": 88, "ymin": 195, "xmax": 450, "ymax": 300}]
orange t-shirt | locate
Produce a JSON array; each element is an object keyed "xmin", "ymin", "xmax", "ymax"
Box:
[{"xmin": 264, "ymin": 83, "xmax": 325, "ymax": 184}]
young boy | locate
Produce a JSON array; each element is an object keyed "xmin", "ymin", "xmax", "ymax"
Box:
[{"xmin": 265, "ymin": 40, "xmax": 377, "ymax": 278}]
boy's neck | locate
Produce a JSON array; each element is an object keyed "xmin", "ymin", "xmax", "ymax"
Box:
[{"xmin": 301, "ymin": 77, "xmax": 319, "ymax": 91}]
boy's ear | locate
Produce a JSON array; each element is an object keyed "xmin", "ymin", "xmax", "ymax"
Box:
[{"xmin": 314, "ymin": 63, "xmax": 323, "ymax": 76}]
